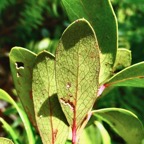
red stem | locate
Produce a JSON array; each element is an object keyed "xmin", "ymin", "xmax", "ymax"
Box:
[
  {"xmin": 72, "ymin": 123, "xmax": 77, "ymax": 144},
  {"xmin": 72, "ymin": 107, "xmax": 77, "ymax": 144}
]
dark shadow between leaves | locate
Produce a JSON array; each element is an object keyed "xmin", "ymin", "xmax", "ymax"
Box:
[{"xmin": 38, "ymin": 93, "xmax": 69, "ymax": 126}]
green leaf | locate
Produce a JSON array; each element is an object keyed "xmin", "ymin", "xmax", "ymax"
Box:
[
  {"xmin": 113, "ymin": 48, "xmax": 131, "ymax": 72},
  {"xmin": 62, "ymin": 0, "xmax": 118, "ymax": 84},
  {"xmin": 0, "ymin": 89, "xmax": 35, "ymax": 144},
  {"xmin": 9, "ymin": 47, "xmax": 36, "ymax": 126},
  {"xmin": 55, "ymin": 19, "xmax": 100, "ymax": 142},
  {"xmin": 94, "ymin": 121, "xmax": 111, "ymax": 144},
  {"xmin": 106, "ymin": 62, "xmax": 144, "ymax": 87},
  {"xmin": 93, "ymin": 108, "xmax": 144, "ymax": 144},
  {"xmin": 79, "ymin": 123, "xmax": 102, "ymax": 144},
  {"xmin": 0, "ymin": 137, "xmax": 14, "ymax": 144},
  {"xmin": 32, "ymin": 51, "xmax": 69, "ymax": 144},
  {"xmin": 79, "ymin": 121, "xmax": 111, "ymax": 144},
  {"xmin": 0, "ymin": 118, "xmax": 19, "ymax": 144}
]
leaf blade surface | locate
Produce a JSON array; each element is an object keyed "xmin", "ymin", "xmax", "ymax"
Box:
[
  {"xmin": 93, "ymin": 108, "xmax": 144, "ymax": 144},
  {"xmin": 9, "ymin": 47, "xmax": 36, "ymax": 126},
  {"xmin": 62, "ymin": 0, "xmax": 118, "ymax": 84},
  {"xmin": 106, "ymin": 62, "xmax": 144, "ymax": 87},
  {"xmin": 0, "ymin": 137, "xmax": 14, "ymax": 144},
  {"xmin": 32, "ymin": 51, "xmax": 69, "ymax": 144},
  {"xmin": 56, "ymin": 19, "xmax": 100, "ymax": 134}
]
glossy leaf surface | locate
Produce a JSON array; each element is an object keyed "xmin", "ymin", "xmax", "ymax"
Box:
[
  {"xmin": 56, "ymin": 19, "xmax": 100, "ymax": 141},
  {"xmin": 93, "ymin": 108, "xmax": 144, "ymax": 144},
  {"xmin": 9, "ymin": 47, "xmax": 36, "ymax": 126},
  {"xmin": 62, "ymin": 0, "xmax": 118, "ymax": 84},
  {"xmin": 106, "ymin": 62, "xmax": 144, "ymax": 87},
  {"xmin": 32, "ymin": 51, "xmax": 69, "ymax": 144}
]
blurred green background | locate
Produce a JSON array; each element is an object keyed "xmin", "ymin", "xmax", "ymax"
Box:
[{"xmin": 0, "ymin": 0, "xmax": 144, "ymax": 143}]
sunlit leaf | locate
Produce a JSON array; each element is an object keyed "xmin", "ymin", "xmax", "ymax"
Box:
[
  {"xmin": 32, "ymin": 51, "xmax": 69, "ymax": 144},
  {"xmin": 0, "ymin": 89, "xmax": 35, "ymax": 144},
  {"xmin": 106, "ymin": 62, "xmax": 144, "ymax": 87},
  {"xmin": 62, "ymin": 0, "xmax": 118, "ymax": 84},
  {"xmin": 0, "ymin": 118, "xmax": 19, "ymax": 144},
  {"xmin": 93, "ymin": 108, "xmax": 144, "ymax": 144},
  {"xmin": 94, "ymin": 121, "xmax": 111, "ymax": 144},
  {"xmin": 9, "ymin": 47, "xmax": 36, "ymax": 126},
  {"xmin": 79, "ymin": 123, "xmax": 102, "ymax": 144},
  {"xmin": 0, "ymin": 137, "xmax": 14, "ymax": 144},
  {"xmin": 56, "ymin": 19, "xmax": 100, "ymax": 142}
]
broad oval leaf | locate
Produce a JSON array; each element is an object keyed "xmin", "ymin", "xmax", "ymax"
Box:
[
  {"xmin": 32, "ymin": 51, "xmax": 69, "ymax": 144},
  {"xmin": 93, "ymin": 108, "xmax": 144, "ymax": 144},
  {"xmin": 62, "ymin": 0, "xmax": 118, "ymax": 84},
  {"xmin": 9, "ymin": 47, "xmax": 36, "ymax": 126},
  {"xmin": 0, "ymin": 137, "xmax": 14, "ymax": 144},
  {"xmin": 106, "ymin": 62, "xmax": 144, "ymax": 87},
  {"xmin": 55, "ymin": 19, "xmax": 100, "ymax": 141}
]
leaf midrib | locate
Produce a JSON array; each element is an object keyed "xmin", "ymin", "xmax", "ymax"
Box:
[{"xmin": 46, "ymin": 58, "xmax": 55, "ymax": 144}]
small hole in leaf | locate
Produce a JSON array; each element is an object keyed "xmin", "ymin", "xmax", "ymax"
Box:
[{"xmin": 15, "ymin": 62, "xmax": 24, "ymax": 69}]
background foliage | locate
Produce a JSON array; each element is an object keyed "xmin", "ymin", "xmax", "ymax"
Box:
[{"xmin": 0, "ymin": 0, "xmax": 144, "ymax": 143}]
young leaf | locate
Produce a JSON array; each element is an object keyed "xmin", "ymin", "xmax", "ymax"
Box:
[
  {"xmin": 0, "ymin": 89, "xmax": 35, "ymax": 144},
  {"xmin": 9, "ymin": 47, "xmax": 36, "ymax": 126},
  {"xmin": 113, "ymin": 48, "xmax": 131, "ymax": 72},
  {"xmin": 106, "ymin": 62, "xmax": 144, "ymax": 87},
  {"xmin": 93, "ymin": 108, "xmax": 144, "ymax": 144},
  {"xmin": 55, "ymin": 19, "xmax": 100, "ymax": 143},
  {"xmin": 0, "ymin": 137, "xmax": 14, "ymax": 144},
  {"xmin": 61, "ymin": 0, "xmax": 118, "ymax": 84},
  {"xmin": 32, "ymin": 51, "xmax": 69, "ymax": 144}
]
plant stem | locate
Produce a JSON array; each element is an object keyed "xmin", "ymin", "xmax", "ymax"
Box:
[{"xmin": 72, "ymin": 124, "xmax": 77, "ymax": 144}]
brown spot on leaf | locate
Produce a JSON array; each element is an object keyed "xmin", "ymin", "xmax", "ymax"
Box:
[
  {"xmin": 68, "ymin": 93, "xmax": 73, "ymax": 97},
  {"xmin": 90, "ymin": 52, "xmax": 96, "ymax": 59},
  {"xmin": 60, "ymin": 98, "xmax": 75, "ymax": 110},
  {"xmin": 29, "ymin": 90, "xmax": 33, "ymax": 100},
  {"xmin": 66, "ymin": 82, "xmax": 71, "ymax": 89},
  {"xmin": 139, "ymin": 76, "xmax": 144, "ymax": 79},
  {"xmin": 25, "ymin": 106, "xmax": 37, "ymax": 128}
]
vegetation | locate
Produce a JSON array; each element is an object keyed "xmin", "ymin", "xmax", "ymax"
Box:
[{"xmin": 0, "ymin": 0, "xmax": 144, "ymax": 144}]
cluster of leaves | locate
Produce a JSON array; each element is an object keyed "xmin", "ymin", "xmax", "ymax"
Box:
[{"xmin": 102, "ymin": 0, "xmax": 144, "ymax": 129}]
